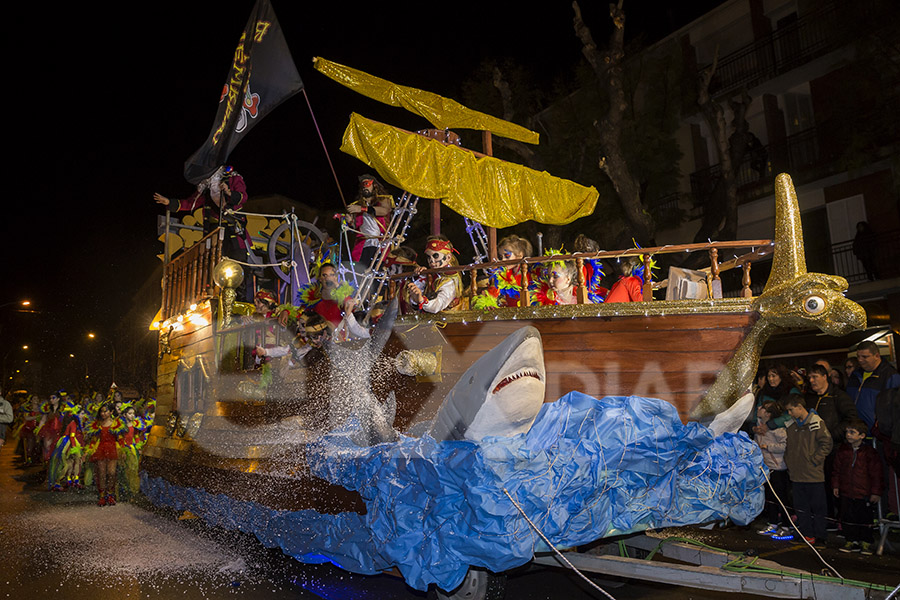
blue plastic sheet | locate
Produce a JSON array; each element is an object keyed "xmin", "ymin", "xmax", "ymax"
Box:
[{"xmin": 142, "ymin": 392, "xmax": 765, "ymax": 592}]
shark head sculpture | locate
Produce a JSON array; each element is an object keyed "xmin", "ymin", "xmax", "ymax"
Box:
[
  {"xmin": 429, "ymin": 326, "xmax": 546, "ymax": 442},
  {"xmin": 696, "ymin": 173, "xmax": 866, "ymax": 422}
]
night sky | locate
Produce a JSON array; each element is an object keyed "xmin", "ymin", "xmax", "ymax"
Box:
[{"xmin": 5, "ymin": 0, "xmax": 725, "ymax": 389}]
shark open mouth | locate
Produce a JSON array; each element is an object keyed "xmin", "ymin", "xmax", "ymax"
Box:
[{"xmin": 492, "ymin": 368, "xmax": 543, "ymax": 394}]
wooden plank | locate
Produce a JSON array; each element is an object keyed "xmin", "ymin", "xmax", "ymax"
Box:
[
  {"xmin": 436, "ymin": 313, "xmax": 756, "ymax": 338},
  {"xmin": 435, "ymin": 328, "xmax": 749, "ymax": 354}
]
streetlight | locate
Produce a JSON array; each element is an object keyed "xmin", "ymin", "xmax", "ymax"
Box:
[
  {"xmin": 87, "ymin": 332, "xmax": 117, "ymax": 386},
  {"xmin": 2, "ymin": 344, "xmax": 30, "ymax": 386},
  {"xmin": 0, "ymin": 300, "xmax": 31, "ymax": 309}
]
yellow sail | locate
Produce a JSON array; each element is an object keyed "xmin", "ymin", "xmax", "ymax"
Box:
[
  {"xmin": 314, "ymin": 57, "xmax": 539, "ymax": 146},
  {"xmin": 341, "ymin": 113, "xmax": 598, "ymax": 228}
]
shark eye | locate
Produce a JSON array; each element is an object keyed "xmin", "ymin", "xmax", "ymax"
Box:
[{"xmin": 803, "ymin": 295, "xmax": 826, "ymax": 315}]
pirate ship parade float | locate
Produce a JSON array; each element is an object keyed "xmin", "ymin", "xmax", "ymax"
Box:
[{"xmin": 141, "ymin": 7, "xmax": 868, "ymax": 597}]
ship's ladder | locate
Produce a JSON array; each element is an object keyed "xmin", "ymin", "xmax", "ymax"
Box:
[
  {"xmin": 351, "ymin": 190, "xmax": 419, "ymax": 308},
  {"xmin": 465, "ymin": 217, "xmax": 490, "ymax": 264}
]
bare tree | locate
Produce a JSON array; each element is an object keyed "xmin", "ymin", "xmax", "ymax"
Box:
[
  {"xmin": 573, "ymin": 0, "xmax": 656, "ymax": 245},
  {"xmin": 695, "ymin": 51, "xmax": 754, "ymax": 242}
]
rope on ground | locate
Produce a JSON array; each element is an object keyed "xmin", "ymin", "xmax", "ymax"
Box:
[{"xmin": 502, "ymin": 487, "xmax": 617, "ymax": 600}]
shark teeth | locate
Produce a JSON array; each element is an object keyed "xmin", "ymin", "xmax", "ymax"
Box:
[{"xmin": 492, "ymin": 368, "xmax": 543, "ymax": 394}]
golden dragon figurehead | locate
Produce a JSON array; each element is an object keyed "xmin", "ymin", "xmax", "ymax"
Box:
[{"xmin": 694, "ymin": 173, "xmax": 866, "ymax": 421}]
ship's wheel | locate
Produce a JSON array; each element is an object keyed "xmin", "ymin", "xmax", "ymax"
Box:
[{"xmin": 266, "ymin": 218, "xmax": 327, "ymax": 287}]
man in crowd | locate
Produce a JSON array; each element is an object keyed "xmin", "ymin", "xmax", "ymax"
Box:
[
  {"xmin": 805, "ymin": 363, "xmax": 858, "ymax": 528},
  {"xmin": 847, "ymin": 341, "xmax": 900, "ymax": 433}
]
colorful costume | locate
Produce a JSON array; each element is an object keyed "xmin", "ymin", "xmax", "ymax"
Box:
[
  {"xmin": 48, "ymin": 404, "xmax": 85, "ymax": 490},
  {"xmin": 117, "ymin": 415, "xmax": 142, "ymax": 500},
  {"xmin": 474, "ymin": 266, "xmax": 526, "ymax": 309},
  {"xmin": 84, "ymin": 418, "xmax": 128, "ymax": 462}
]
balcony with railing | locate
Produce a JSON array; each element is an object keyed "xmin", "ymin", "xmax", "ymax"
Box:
[
  {"xmin": 689, "ymin": 123, "xmax": 829, "ymax": 209},
  {"xmin": 699, "ymin": 1, "xmax": 886, "ymax": 97},
  {"xmin": 162, "ymin": 228, "xmax": 224, "ymax": 320},
  {"xmin": 830, "ymin": 230, "xmax": 900, "ymax": 286}
]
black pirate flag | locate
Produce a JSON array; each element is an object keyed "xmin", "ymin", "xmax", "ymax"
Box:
[{"xmin": 184, "ymin": 0, "xmax": 302, "ymax": 184}]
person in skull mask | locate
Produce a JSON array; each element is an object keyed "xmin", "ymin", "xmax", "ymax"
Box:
[
  {"xmin": 153, "ymin": 165, "xmax": 251, "ymax": 263},
  {"xmin": 406, "ymin": 235, "xmax": 462, "ymax": 313},
  {"xmin": 346, "ymin": 174, "xmax": 394, "ymax": 269}
]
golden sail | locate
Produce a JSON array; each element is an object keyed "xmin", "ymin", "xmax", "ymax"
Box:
[
  {"xmin": 313, "ymin": 57, "xmax": 539, "ymax": 145},
  {"xmin": 341, "ymin": 113, "xmax": 598, "ymax": 228}
]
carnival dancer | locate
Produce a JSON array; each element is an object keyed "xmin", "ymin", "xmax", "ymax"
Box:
[
  {"xmin": 13, "ymin": 395, "xmax": 41, "ymax": 465},
  {"xmin": 406, "ymin": 236, "xmax": 463, "ymax": 313},
  {"xmin": 345, "ymin": 174, "xmax": 394, "ymax": 269},
  {"xmin": 153, "ymin": 165, "xmax": 252, "ymax": 264},
  {"xmin": 49, "ymin": 400, "xmax": 85, "ymax": 491},
  {"xmin": 84, "ymin": 403, "xmax": 127, "ymax": 506},
  {"xmin": 117, "ymin": 404, "xmax": 141, "ymax": 501},
  {"xmin": 134, "ymin": 398, "xmax": 156, "ymax": 454},
  {"xmin": 35, "ymin": 391, "xmax": 64, "ymax": 466}
]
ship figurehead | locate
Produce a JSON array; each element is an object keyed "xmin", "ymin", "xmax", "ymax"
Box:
[{"xmin": 699, "ymin": 173, "xmax": 866, "ymax": 429}]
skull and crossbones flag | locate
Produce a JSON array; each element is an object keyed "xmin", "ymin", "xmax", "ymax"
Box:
[{"xmin": 184, "ymin": 0, "xmax": 302, "ymax": 184}]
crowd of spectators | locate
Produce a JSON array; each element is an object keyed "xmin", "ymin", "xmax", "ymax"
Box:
[{"xmin": 749, "ymin": 341, "xmax": 900, "ymax": 553}]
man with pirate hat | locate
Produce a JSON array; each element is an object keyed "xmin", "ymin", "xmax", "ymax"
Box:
[
  {"xmin": 153, "ymin": 165, "xmax": 251, "ymax": 263},
  {"xmin": 345, "ymin": 174, "xmax": 394, "ymax": 269}
]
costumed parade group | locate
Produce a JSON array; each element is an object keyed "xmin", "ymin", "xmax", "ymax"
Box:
[
  {"xmin": 152, "ymin": 170, "xmax": 655, "ymax": 384},
  {"xmin": 8, "ymin": 388, "xmax": 156, "ymax": 506}
]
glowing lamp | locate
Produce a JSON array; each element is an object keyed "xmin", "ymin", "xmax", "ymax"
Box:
[
  {"xmin": 213, "ymin": 258, "xmax": 244, "ymax": 289},
  {"xmin": 213, "ymin": 258, "xmax": 244, "ymax": 326}
]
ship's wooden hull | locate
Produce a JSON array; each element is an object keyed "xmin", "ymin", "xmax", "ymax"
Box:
[
  {"xmin": 391, "ymin": 306, "xmax": 758, "ymax": 426},
  {"xmin": 144, "ymin": 299, "xmax": 758, "ymax": 512}
]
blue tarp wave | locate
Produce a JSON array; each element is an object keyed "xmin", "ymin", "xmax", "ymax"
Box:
[{"xmin": 142, "ymin": 392, "xmax": 765, "ymax": 592}]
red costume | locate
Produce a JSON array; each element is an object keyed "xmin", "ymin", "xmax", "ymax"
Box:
[
  {"xmin": 86, "ymin": 420, "xmax": 126, "ymax": 462},
  {"xmin": 605, "ymin": 275, "xmax": 643, "ymax": 303}
]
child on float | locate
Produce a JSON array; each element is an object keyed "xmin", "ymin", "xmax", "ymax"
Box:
[
  {"xmin": 605, "ymin": 255, "xmax": 643, "ymax": 303},
  {"xmin": 406, "ymin": 236, "xmax": 463, "ymax": 313},
  {"xmin": 832, "ymin": 418, "xmax": 883, "ymax": 554},
  {"xmin": 529, "ymin": 250, "xmax": 581, "ymax": 306},
  {"xmin": 84, "ymin": 403, "xmax": 128, "ymax": 506},
  {"xmin": 572, "ymin": 234, "xmax": 607, "ymax": 303},
  {"xmin": 754, "ymin": 400, "xmax": 791, "ymax": 536}
]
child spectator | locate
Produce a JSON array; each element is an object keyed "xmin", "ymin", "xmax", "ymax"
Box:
[
  {"xmin": 832, "ymin": 419, "xmax": 883, "ymax": 554},
  {"xmin": 783, "ymin": 394, "xmax": 833, "ymax": 545},
  {"xmin": 755, "ymin": 400, "xmax": 791, "ymax": 536}
]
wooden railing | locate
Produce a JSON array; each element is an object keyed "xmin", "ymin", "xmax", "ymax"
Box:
[
  {"xmin": 387, "ymin": 239, "xmax": 775, "ymax": 312},
  {"xmin": 162, "ymin": 229, "xmax": 223, "ymax": 320}
]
